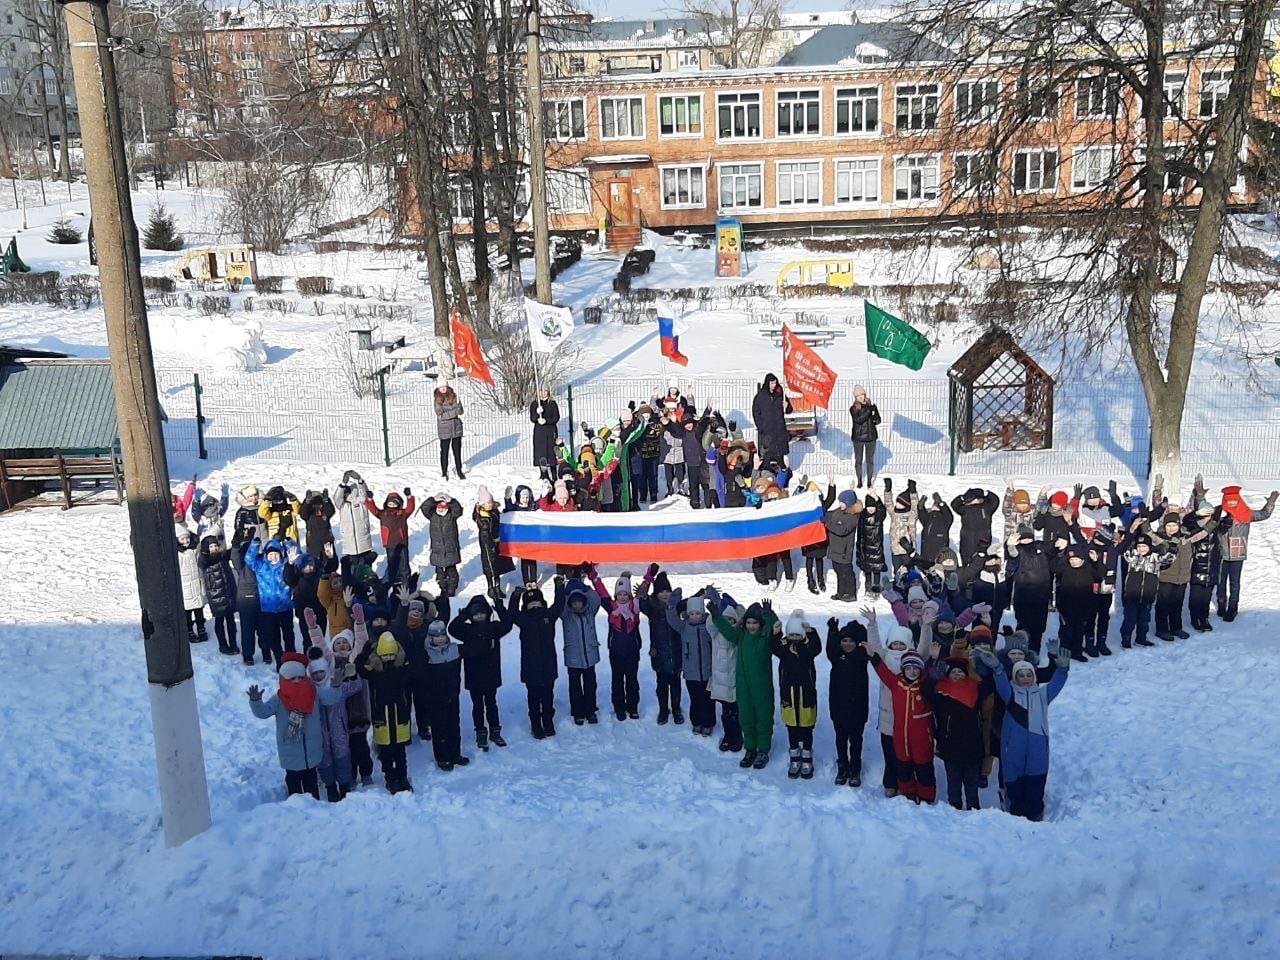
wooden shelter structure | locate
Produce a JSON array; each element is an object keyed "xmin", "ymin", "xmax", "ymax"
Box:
[
  {"xmin": 948, "ymin": 328, "xmax": 1054, "ymax": 452},
  {"xmin": 0, "ymin": 354, "xmax": 124, "ymax": 509}
]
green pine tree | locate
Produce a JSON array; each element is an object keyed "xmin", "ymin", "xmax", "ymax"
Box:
[
  {"xmin": 46, "ymin": 216, "xmax": 83, "ymax": 245},
  {"xmin": 143, "ymin": 203, "xmax": 184, "ymax": 251}
]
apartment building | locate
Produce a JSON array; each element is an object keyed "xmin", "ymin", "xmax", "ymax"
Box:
[
  {"xmin": 0, "ymin": 0, "xmax": 78, "ymax": 143},
  {"xmin": 540, "ymin": 20, "xmax": 1259, "ymax": 239}
]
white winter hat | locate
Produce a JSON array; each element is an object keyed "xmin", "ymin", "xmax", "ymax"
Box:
[
  {"xmin": 278, "ymin": 660, "xmax": 307, "ymax": 681},
  {"xmin": 668, "ymin": 376, "xmax": 679, "ymax": 389},
  {"xmin": 784, "ymin": 610, "xmax": 806, "ymax": 637},
  {"xmin": 907, "ymin": 584, "xmax": 927, "ymax": 604},
  {"xmin": 686, "ymin": 597, "xmax": 707, "ymax": 617},
  {"xmin": 331, "ymin": 630, "xmax": 355, "ymax": 654},
  {"xmin": 174, "ymin": 523, "xmax": 192, "ymax": 539},
  {"xmin": 307, "ymin": 659, "xmax": 329, "ymax": 678},
  {"xmin": 1011, "ymin": 660, "xmax": 1037, "ymax": 681},
  {"xmin": 885, "ymin": 625, "xmax": 914, "ymax": 650}
]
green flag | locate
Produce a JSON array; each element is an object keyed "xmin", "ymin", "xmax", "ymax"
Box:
[{"xmin": 864, "ymin": 301, "xmax": 931, "ymax": 371}]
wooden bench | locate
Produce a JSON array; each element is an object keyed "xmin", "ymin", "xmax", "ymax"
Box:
[
  {"xmin": 760, "ymin": 326, "xmax": 847, "ymax": 349},
  {"xmin": 0, "ymin": 452, "xmax": 124, "ymax": 510}
]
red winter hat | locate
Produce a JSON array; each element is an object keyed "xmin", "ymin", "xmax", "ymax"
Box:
[
  {"xmin": 1221, "ymin": 485, "xmax": 1242, "ymax": 497},
  {"xmin": 1050, "ymin": 491, "xmax": 1070, "ymax": 509}
]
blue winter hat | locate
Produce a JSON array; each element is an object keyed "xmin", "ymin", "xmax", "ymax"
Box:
[
  {"xmin": 837, "ymin": 490, "xmax": 858, "ymax": 507},
  {"xmin": 719, "ymin": 592, "xmax": 739, "ymax": 614},
  {"xmin": 296, "ymin": 553, "xmax": 316, "ymax": 569}
]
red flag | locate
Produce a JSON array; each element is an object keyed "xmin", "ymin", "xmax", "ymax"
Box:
[
  {"xmin": 450, "ymin": 307, "xmax": 494, "ymax": 386},
  {"xmin": 782, "ymin": 324, "xmax": 837, "ymax": 408}
]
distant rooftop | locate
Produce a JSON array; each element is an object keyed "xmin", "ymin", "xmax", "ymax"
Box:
[{"xmin": 777, "ymin": 22, "xmax": 956, "ymax": 67}]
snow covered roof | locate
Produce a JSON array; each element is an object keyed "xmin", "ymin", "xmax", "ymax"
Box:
[
  {"xmin": 778, "ymin": 22, "xmax": 957, "ymax": 67},
  {"xmin": 583, "ymin": 154, "xmax": 652, "ymax": 164},
  {"xmin": 548, "ymin": 17, "xmax": 718, "ymax": 50}
]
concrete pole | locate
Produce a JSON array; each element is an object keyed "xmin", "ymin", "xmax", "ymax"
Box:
[{"xmin": 59, "ymin": 0, "xmax": 211, "ymax": 847}]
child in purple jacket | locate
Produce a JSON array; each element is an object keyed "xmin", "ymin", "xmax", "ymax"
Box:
[{"xmin": 306, "ymin": 652, "xmax": 366, "ymax": 801}]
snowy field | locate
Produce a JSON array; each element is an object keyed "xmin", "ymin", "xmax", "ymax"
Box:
[
  {"xmin": 2, "ymin": 465, "xmax": 1280, "ymax": 958},
  {"xmin": 3, "ymin": 180, "xmax": 1280, "ymax": 957}
]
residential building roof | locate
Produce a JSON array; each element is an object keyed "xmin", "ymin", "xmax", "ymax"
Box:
[
  {"xmin": 0, "ymin": 359, "xmax": 119, "ymax": 451},
  {"xmin": 777, "ymin": 22, "xmax": 957, "ymax": 67}
]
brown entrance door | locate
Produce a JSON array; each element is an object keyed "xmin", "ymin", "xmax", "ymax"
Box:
[{"xmin": 607, "ymin": 179, "xmax": 634, "ymax": 227}]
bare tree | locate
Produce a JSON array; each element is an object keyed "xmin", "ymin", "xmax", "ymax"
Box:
[
  {"xmin": 677, "ymin": 0, "xmax": 786, "ymax": 69},
  {"xmin": 897, "ymin": 0, "xmax": 1276, "ymax": 493}
]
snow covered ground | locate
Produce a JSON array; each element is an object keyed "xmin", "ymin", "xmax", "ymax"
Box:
[
  {"xmin": 3, "ymin": 181, "xmax": 1280, "ymax": 957},
  {"xmin": 2, "ymin": 465, "xmax": 1280, "ymax": 959}
]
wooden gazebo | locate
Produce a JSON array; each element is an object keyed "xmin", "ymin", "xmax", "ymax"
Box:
[{"xmin": 948, "ymin": 328, "xmax": 1054, "ymax": 452}]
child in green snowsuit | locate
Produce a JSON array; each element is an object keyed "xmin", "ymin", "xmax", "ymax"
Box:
[{"xmin": 707, "ymin": 588, "xmax": 776, "ymax": 770}]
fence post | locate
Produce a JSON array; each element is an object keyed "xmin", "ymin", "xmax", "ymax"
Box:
[
  {"xmin": 377, "ymin": 369, "xmax": 391, "ymax": 468},
  {"xmin": 193, "ymin": 373, "xmax": 207, "ymax": 461},
  {"xmin": 947, "ymin": 380, "xmax": 957, "ymax": 477},
  {"xmin": 566, "ymin": 383, "xmax": 574, "ymax": 444}
]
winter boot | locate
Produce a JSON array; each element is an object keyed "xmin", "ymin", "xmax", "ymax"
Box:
[
  {"xmin": 1083, "ymin": 642, "xmax": 1098, "ymax": 657},
  {"xmin": 787, "ymin": 749, "xmax": 802, "ymax": 779},
  {"xmin": 573, "ymin": 717, "xmax": 585, "ymax": 726},
  {"xmin": 360, "ymin": 774, "xmax": 375, "ymax": 787},
  {"xmin": 807, "ymin": 577, "xmax": 819, "ymax": 595},
  {"xmin": 718, "ymin": 735, "xmax": 731, "ymax": 752},
  {"xmin": 325, "ymin": 783, "xmax": 343, "ymax": 803},
  {"xmin": 752, "ymin": 751, "xmax": 770, "ymax": 770},
  {"xmin": 849, "ymin": 771, "xmax": 861, "ymax": 788},
  {"xmin": 740, "ymin": 749, "xmax": 758, "ymax": 769},
  {"xmin": 1201, "ymin": 620, "xmax": 1214, "ymax": 632},
  {"xmin": 1072, "ymin": 649, "xmax": 1089, "ymax": 663},
  {"xmin": 490, "ymin": 730, "xmax": 507, "ymax": 748},
  {"xmin": 672, "ymin": 709, "xmax": 684, "ymax": 725},
  {"xmin": 1175, "ymin": 629, "xmax": 1190, "ymax": 639},
  {"xmin": 615, "ymin": 709, "xmax": 626, "ymax": 721},
  {"xmin": 1121, "ymin": 634, "xmax": 1133, "ymax": 650},
  {"xmin": 884, "ymin": 786, "xmax": 899, "ymax": 798},
  {"xmin": 453, "ymin": 755, "xmax": 471, "ymax": 767},
  {"xmin": 800, "ymin": 750, "xmax": 814, "ymax": 780},
  {"xmin": 1097, "ymin": 641, "xmax": 1113, "ymax": 656},
  {"xmin": 544, "ymin": 720, "xmax": 556, "ymax": 737},
  {"xmin": 835, "ymin": 762, "xmax": 850, "ymax": 786},
  {"xmin": 1156, "ymin": 631, "xmax": 1176, "ymax": 642},
  {"xmin": 476, "ymin": 729, "xmax": 490, "ymax": 752},
  {"xmin": 531, "ymin": 720, "xmax": 547, "ymax": 740},
  {"xmin": 587, "ymin": 713, "xmax": 599, "ymax": 724},
  {"xmin": 437, "ymin": 761, "xmax": 455, "ymax": 772},
  {"xmin": 1135, "ymin": 636, "xmax": 1155, "ymax": 647},
  {"xmin": 658, "ymin": 711, "xmax": 669, "ymax": 725},
  {"xmin": 628, "ymin": 709, "xmax": 640, "ymax": 720}
]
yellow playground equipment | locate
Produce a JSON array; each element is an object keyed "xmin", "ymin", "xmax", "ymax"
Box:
[
  {"xmin": 776, "ymin": 258, "xmax": 855, "ymax": 292},
  {"xmin": 176, "ymin": 245, "xmax": 259, "ymax": 291}
]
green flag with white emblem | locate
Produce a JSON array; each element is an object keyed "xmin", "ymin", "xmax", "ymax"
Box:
[{"xmin": 864, "ymin": 301, "xmax": 931, "ymax": 371}]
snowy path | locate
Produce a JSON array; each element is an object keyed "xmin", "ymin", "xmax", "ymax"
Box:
[{"xmin": 2, "ymin": 469, "xmax": 1279, "ymax": 958}]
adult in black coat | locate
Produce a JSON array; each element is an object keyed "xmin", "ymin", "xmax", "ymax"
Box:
[
  {"xmin": 848, "ymin": 385, "xmax": 882, "ymax": 486},
  {"xmin": 951, "ymin": 487, "xmax": 1001, "ymax": 563},
  {"xmin": 449, "ymin": 595, "xmax": 514, "ymax": 749},
  {"xmin": 198, "ymin": 535, "xmax": 239, "ymax": 655},
  {"xmin": 917, "ymin": 492, "xmax": 954, "ymax": 566},
  {"xmin": 530, "ymin": 390, "xmax": 561, "ymax": 477},
  {"xmin": 751, "ymin": 373, "xmax": 792, "ymax": 467},
  {"xmin": 826, "ymin": 617, "xmax": 870, "ymax": 785},
  {"xmin": 500, "ymin": 582, "xmax": 567, "ymax": 738}
]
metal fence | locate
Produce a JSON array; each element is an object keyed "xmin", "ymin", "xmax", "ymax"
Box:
[{"xmin": 155, "ymin": 367, "xmax": 1279, "ymax": 485}]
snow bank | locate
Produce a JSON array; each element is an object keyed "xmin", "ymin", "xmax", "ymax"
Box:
[{"xmin": 150, "ymin": 314, "xmax": 268, "ymax": 372}]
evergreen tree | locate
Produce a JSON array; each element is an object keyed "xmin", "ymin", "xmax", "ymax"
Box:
[
  {"xmin": 143, "ymin": 203, "xmax": 184, "ymax": 251},
  {"xmin": 46, "ymin": 216, "xmax": 83, "ymax": 245}
]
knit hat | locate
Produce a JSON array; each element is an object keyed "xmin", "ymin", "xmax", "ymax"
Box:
[
  {"xmin": 668, "ymin": 376, "xmax": 679, "ymax": 389},
  {"xmin": 353, "ymin": 561, "xmax": 376, "ymax": 583},
  {"xmin": 935, "ymin": 548, "xmax": 959, "ymax": 568},
  {"xmin": 1012, "ymin": 489, "xmax": 1032, "ymax": 510},
  {"xmin": 1162, "ymin": 510, "xmax": 1181, "ymax": 527},
  {"xmin": 853, "ymin": 383, "xmax": 867, "ymax": 398},
  {"xmin": 1050, "ymin": 491, "xmax": 1070, "ymax": 509},
  {"xmin": 885, "ymin": 625, "xmax": 913, "ymax": 650},
  {"xmin": 895, "ymin": 491, "xmax": 912, "ymax": 511},
  {"xmin": 614, "ymin": 574, "xmax": 633, "ymax": 597},
  {"xmin": 968, "ymin": 624, "xmax": 993, "ymax": 646},
  {"xmin": 783, "ymin": 610, "xmax": 806, "ymax": 637},
  {"xmin": 554, "ymin": 479, "xmax": 570, "ymax": 500},
  {"xmin": 307, "ymin": 657, "xmax": 328, "ymax": 678},
  {"xmin": 652, "ymin": 571, "xmax": 673, "ymax": 595},
  {"xmin": 1010, "ymin": 660, "xmax": 1037, "ymax": 681},
  {"xmin": 476, "ymin": 485, "xmax": 495, "ymax": 506},
  {"xmin": 1017, "ymin": 523, "xmax": 1035, "ymax": 539},
  {"xmin": 239, "ymin": 484, "xmax": 260, "ymax": 499},
  {"xmin": 900, "ymin": 652, "xmax": 925, "ymax": 674},
  {"xmin": 332, "ymin": 630, "xmax": 355, "ymax": 654},
  {"xmin": 427, "ymin": 620, "xmax": 447, "ymax": 637},
  {"xmin": 944, "ymin": 655, "xmax": 969, "ymax": 677},
  {"xmin": 686, "ymin": 597, "xmax": 707, "ymax": 617},
  {"xmin": 1003, "ymin": 630, "xmax": 1030, "ymax": 655},
  {"xmin": 522, "ymin": 586, "xmax": 546, "ymax": 608},
  {"xmin": 278, "ymin": 652, "xmax": 309, "ymax": 679},
  {"xmin": 407, "ymin": 600, "xmax": 425, "ymax": 625},
  {"xmin": 1081, "ymin": 485, "xmax": 1102, "ymax": 502},
  {"xmin": 719, "ymin": 593, "xmax": 742, "ymax": 623},
  {"xmin": 907, "ymin": 584, "xmax": 927, "ymax": 604},
  {"xmin": 837, "ymin": 490, "xmax": 858, "ymax": 508},
  {"xmin": 375, "ymin": 632, "xmax": 399, "ymax": 658},
  {"xmin": 175, "ymin": 523, "xmax": 193, "ymax": 540}
]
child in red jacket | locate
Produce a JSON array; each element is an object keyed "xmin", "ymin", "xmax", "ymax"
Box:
[
  {"xmin": 864, "ymin": 634, "xmax": 936, "ymax": 804},
  {"xmin": 366, "ymin": 488, "xmax": 416, "ymax": 585}
]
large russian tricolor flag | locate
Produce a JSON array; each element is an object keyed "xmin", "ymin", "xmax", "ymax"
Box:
[{"xmin": 499, "ymin": 492, "xmax": 826, "ymax": 564}]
